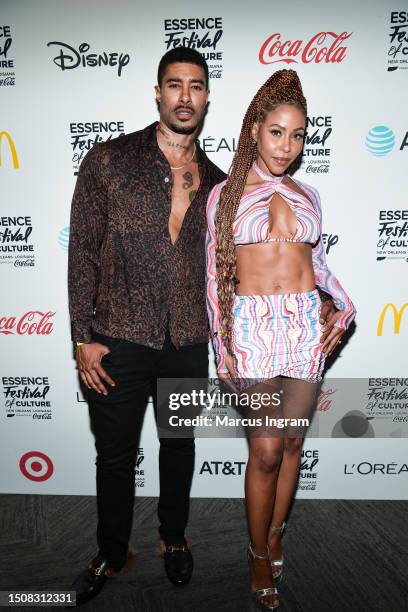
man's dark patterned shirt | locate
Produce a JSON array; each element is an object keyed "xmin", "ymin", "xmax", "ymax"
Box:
[{"xmin": 68, "ymin": 121, "xmax": 226, "ymax": 348}]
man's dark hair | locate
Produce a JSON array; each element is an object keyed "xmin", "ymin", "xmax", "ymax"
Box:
[{"xmin": 157, "ymin": 47, "xmax": 209, "ymax": 89}]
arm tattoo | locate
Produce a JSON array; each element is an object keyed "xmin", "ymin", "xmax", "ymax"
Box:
[{"xmin": 182, "ymin": 172, "xmax": 193, "ymax": 190}]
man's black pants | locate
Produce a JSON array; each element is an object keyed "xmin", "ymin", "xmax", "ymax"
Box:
[{"xmin": 88, "ymin": 330, "xmax": 208, "ymax": 572}]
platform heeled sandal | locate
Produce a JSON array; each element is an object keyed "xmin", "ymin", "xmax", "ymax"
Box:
[
  {"xmin": 247, "ymin": 542, "xmax": 279, "ymax": 610},
  {"xmin": 269, "ymin": 521, "xmax": 286, "ymax": 582}
]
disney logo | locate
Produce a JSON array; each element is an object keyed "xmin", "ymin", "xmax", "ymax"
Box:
[{"xmin": 46, "ymin": 42, "xmax": 130, "ymax": 77}]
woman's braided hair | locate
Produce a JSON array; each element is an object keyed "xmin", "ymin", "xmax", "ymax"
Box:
[{"xmin": 215, "ymin": 69, "xmax": 307, "ymax": 354}]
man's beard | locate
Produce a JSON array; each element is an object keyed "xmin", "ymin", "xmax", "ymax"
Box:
[{"xmin": 168, "ymin": 121, "xmax": 198, "ymax": 135}]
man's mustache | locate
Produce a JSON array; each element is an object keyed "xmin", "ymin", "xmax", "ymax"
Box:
[{"xmin": 173, "ymin": 106, "xmax": 195, "ymax": 113}]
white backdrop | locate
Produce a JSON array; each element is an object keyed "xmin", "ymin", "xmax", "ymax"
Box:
[{"xmin": 1, "ymin": 0, "xmax": 407, "ymax": 499}]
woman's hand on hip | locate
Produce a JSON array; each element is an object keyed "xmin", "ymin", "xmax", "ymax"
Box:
[
  {"xmin": 218, "ymin": 354, "xmax": 238, "ymax": 392},
  {"xmin": 320, "ymin": 311, "xmax": 345, "ymax": 356}
]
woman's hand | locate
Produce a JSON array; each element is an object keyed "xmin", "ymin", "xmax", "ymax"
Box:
[
  {"xmin": 218, "ymin": 354, "xmax": 238, "ymax": 392},
  {"xmin": 320, "ymin": 310, "xmax": 345, "ymax": 356}
]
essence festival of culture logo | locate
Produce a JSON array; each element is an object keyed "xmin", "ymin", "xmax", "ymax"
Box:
[
  {"xmin": 0, "ymin": 216, "xmax": 35, "ymax": 268},
  {"xmin": 365, "ymin": 378, "xmax": 408, "ymax": 426},
  {"xmin": 0, "ymin": 311, "xmax": 55, "ymax": 336},
  {"xmin": 259, "ymin": 31, "xmax": 352, "ymax": 65},
  {"xmin": 0, "ymin": 131, "xmax": 19, "ymax": 168},
  {"xmin": 58, "ymin": 226, "xmax": 70, "ymax": 251},
  {"xmin": 301, "ymin": 115, "xmax": 333, "ymax": 174},
  {"xmin": 377, "ymin": 303, "xmax": 408, "ymax": 336},
  {"xmin": 19, "ymin": 451, "xmax": 54, "ymax": 482},
  {"xmin": 376, "ymin": 210, "xmax": 408, "ymax": 262},
  {"xmin": 298, "ymin": 448, "xmax": 319, "ymax": 491},
  {"xmin": 135, "ymin": 447, "xmax": 145, "ymax": 488},
  {"xmin": 163, "ymin": 18, "xmax": 224, "ymax": 78},
  {"xmin": 387, "ymin": 11, "xmax": 408, "ymax": 72},
  {"xmin": 3, "ymin": 375, "xmax": 52, "ymax": 420},
  {"xmin": 70, "ymin": 121, "xmax": 125, "ymax": 175},
  {"xmin": 0, "ymin": 25, "xmax": 15, "ymax": 86},
  {"xmin": 46, "ymin": 41, "xmax": 130, "ymax": 77}
]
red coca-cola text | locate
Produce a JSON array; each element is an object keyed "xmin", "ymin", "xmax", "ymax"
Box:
[
  {"xmin": 0, "ymin": 311, "xmax": 55, "ymax": 335},
  {"xmin": 317, "ymin": 388, "xmax": 336, "ymax": 412},
  {"xmin": 259, "ymin": 31, "xmax": 352, "ymax": 65}
]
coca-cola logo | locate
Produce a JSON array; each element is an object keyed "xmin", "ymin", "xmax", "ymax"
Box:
[
  {"xmin": 317, "ymin": 388, "xmax": 336, "ymax": 411},
  {"xmin": 259, "ymin": 31, "xmax": 352, "ymax": 65},
  {"xmin": 0, "ymin": 311, "xmax": 55, "ymax": 335}
]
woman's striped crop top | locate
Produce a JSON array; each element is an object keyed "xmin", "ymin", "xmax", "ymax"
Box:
[
  {"xmin": 234, "ymin": 161, "xmax": 320, "ymax": 245},
  {"xmin": 206, "ymin": 162, "xmax": 356, "ymax": 372}
]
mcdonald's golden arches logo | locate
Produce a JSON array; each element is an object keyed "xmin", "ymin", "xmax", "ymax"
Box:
[
  {"xmin": 377, "ymin": 303, "xmax": 408, "ymax": 336},
  {"xmin": 0, "ymin": 131, "xmax": 19, "ymax": 169}
]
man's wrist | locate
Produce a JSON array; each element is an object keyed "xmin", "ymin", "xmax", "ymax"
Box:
[{"xmin": 74, "ymin": 339, "xmax": 92, "ymax": 349}]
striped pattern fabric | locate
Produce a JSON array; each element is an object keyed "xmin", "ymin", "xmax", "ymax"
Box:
[
  {"xmin": 206, "ymin": 163, "xmax": 356, "ymax": 373},
  {"xmin": 234, "ymin": 161, "xmax": 321, "ymax": 245},
  {"xmin": 232, "ymin": 290, "xmax": 325, "ymax": 381}
]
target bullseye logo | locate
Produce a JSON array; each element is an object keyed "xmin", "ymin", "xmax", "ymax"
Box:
[{"xmin": 19, "ymin": 451, "xmax": 54, "ymax": 482}]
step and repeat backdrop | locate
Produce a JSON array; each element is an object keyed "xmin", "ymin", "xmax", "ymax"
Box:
[{"xmin": 1, "ymin": 0, "xmax": 407, "ymax": 499}]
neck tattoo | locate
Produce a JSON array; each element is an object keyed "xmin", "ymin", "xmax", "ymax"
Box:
[{"xmin": 157, "ymin": 124, "xmax": 188, "ymax": 150}]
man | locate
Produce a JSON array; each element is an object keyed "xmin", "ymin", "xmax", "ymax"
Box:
[
  {"xmin": 68, "ymin": 47, "xmax": 335, "ymax": 606},
  {"xmin": 68, "ymin": 47, "xmax": 224, "ymax": 606}
]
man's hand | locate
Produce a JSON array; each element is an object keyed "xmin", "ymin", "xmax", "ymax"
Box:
[
  {"xmin": 76, "ymin": 342, "xmax": 116, "ymax": 395},
  {"xmin": 218, "ymin": 354, "xmax": 238, "ymax": 392}
]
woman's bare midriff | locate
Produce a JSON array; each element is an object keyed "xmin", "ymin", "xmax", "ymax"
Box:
[{"xmin": 235, "ymin": 242, "xmax": 316, "ymax": 295}]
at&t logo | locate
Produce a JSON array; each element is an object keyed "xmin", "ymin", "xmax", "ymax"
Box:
[
  {"xmin": 19, "ymin": 451, "xmax": 54, "ymax": 482},
  {"xmin": 365, "ymin": 125, "xmax": 408, "ymax": 156},
  {"xmin": 200, "ymin": 460, "xmax": 246, "ymax": 475},
  {"xmin": 365, "ymin": 126, "xmax": 395, "ymax": 156},
  {"xmin": 58, "ymin": 227, "xmax": 70, "ymax": 251}
]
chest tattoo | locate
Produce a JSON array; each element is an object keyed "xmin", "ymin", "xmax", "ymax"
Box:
[{"xmin": 182, "ymin": 172, "xmax": 194, "ymax": 190}]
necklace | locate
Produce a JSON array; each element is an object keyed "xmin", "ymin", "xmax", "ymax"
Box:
[{"xmin": 170, "ymin": 144, "xmax": 196, "ymax": 170}]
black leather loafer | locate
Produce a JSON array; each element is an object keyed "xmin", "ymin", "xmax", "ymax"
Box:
[
  {"xmin": 163, "ymin": 544, "xmax": 194, "ymax": 586},
  {"xmin": 69, "ymin": 555, "xmax": 110, "ymax": 607}
]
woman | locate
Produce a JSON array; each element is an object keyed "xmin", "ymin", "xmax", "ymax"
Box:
[{"xmin": 206, "ymin": 70, "xmax": 355, "ymax": 610}]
